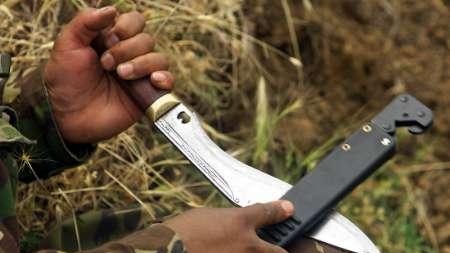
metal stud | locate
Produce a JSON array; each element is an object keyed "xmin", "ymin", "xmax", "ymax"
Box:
[
  {"xmin": 417, "ymin": 110, "xmax": 426, "ymax": 118},
  {"xmin": 341, "ymin": 143, "xmax": 351, "ymax": 151},
  {"xmin": 362, "ymin": 125, "xmax": 372, "ymax": 133}
]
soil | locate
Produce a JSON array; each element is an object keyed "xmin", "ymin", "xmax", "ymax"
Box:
[{"xmin": 243, "ymin": 0, "xmax": 449, "ymax": 251}]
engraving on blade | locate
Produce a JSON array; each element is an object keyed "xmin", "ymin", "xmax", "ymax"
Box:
[
  {"xmin": 155, "ymin": 104, "xmax": 291, "ymax": 206},
  {"xmin": 155, "ymin": 103, "xmax": 380, "ymax": 253},
  {"xmin": 157, "ymin": 119, "xmax": 238, "ymax": 203}
]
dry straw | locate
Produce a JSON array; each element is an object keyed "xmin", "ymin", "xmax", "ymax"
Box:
[{"xmin": 1, "ymin": 0, "xmax": 302, "ymax": 241}]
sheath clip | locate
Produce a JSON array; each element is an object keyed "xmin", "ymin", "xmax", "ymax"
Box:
[{"xmin": 371, "ymin": 94, "xmax": 433, "ymax": 135}]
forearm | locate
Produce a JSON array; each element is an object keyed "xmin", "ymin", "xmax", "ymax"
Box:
[{"xmin": 36, "ymin": 224, "xmax": 186, "ymax": 253}]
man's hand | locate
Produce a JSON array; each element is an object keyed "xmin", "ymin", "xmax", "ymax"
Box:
[
  {"xmin": 164, "ymin": 201, "xmax": 295, "ymax": 253},
  {"xmin": 45, "ymin": 6, "xmax": 173, "ymax": 143}
]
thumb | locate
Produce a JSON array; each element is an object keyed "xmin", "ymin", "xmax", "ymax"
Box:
[
  {"xmin": 242, "ymin": 201, "xmax": 294, "ymax": 228},
  {"xmin": 55, "ymin": 7, "xmax": 117, "ymax": 51}
]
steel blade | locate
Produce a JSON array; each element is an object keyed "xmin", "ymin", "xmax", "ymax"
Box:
[{"xmin": 155, "ymin": 103, "xmax": 380, "ymax": 253}]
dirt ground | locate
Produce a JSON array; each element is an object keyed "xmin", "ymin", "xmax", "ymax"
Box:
[{"xmin": 243, "ymin": 0, "xmax": 449, "ymax": 251}]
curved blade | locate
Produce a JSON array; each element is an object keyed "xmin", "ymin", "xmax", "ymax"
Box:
[
  {"xmin": 155, "ymin": 104, "xmax": 291, "ymax": 206},
  {"xmin": 311, "ymin": 212, "xmax": 381, "ymax": 253},
  {"xmin": 155, "ymin": 103, "xmax": 380, "ymax": 253}
]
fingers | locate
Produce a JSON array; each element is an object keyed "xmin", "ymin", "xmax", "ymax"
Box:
[
  {"xmin": 242, "ymin": 201, "xmax": 294, "ymax": 228},
  {"xmin": 56, "ymin": 7, "xmax": 117, "ymax": 50},
  {"xmin": 91, "ymin": 8, "xmax": 173, "ymax": 91},
  {"xmin": 116, "ymin": 53, "xmax": 169, "ymax": 80},
  {"xmin": 100, "ymin": 33, "xmax": 155, "ymax": 70},
  {"xmin": 97, "ymin": 11, "xmax": 146, "ymax": 49},
  {"xmin": 151, "ymin": 71, "xmax": 175, "ymax": 90},
  {"xmin": 112, "ymin": 11, "xmax": 146, "ymax": 40},
  {"xmin": 96, "ymin": 10, "xmax": 172, "ymax": 90}
]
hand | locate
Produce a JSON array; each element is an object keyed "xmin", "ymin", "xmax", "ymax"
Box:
[
  {"xmin": 164, "ymin": 201, "xmax": 295, "ymax": 253},
  {"xmin": 44, "ymin": 6, "xmax": 174, "ymax": 143}
]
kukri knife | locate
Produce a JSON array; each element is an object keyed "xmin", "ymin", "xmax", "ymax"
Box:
[{"xmin": 120, "ymin": 78, "xmax": 433, "ymax": 253}]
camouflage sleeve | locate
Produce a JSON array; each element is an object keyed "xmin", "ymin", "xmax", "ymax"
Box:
[
  {"xmin": 11, "ymin": 67, "xmax": 95, "ymax": 182},
  {"xmin": 36, "ymin": 224, "xmax": 186, "ymax": 253},
  {"xmin": 35, "ymin": 232, "xmax": 350, "ymax": 253}
]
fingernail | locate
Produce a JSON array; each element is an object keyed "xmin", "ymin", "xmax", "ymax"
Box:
[
  {"xmin": 117, "ymin": 63, "xmax": 134, "ymax": 78},
  {"xmin": 100, "ymin": 52, "xmax": 115, "ymax": 70},
  {"xmin": 151, "ymin": 72, "xmax": 167, "ymax": 83},
  {"xmin": 280, "ymin": 201, "xmax": 294, "ymax": 215},
  {"xmin": 105, "ymin": 33, "xmax": 119, "ymax": 48},
  {"xmin": 97, "ymin": 6, "xmax": 115, "ymax": 14}
]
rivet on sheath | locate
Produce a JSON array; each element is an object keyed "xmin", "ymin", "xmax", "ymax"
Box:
[
  {"xmin": 417, "ymin": 110, "xmax": 426, "ymax": 118},
  {"xmin": 341, "ymin": 144, "xmax": 351, "ymax": 151},
  {"xmin": 362, "ymin": 125, "xmax": 372, "ymax": 133}
]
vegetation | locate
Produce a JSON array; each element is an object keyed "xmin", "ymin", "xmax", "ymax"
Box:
[{"xmin": 1, "ymin": 0, "xmax": 448, "ymax": 252}]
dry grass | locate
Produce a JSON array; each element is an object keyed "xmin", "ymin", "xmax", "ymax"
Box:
[
  {"xmin": 2, "ymin": 0, "xmax": 302, "ymax": 249},
  {"xmin": 1, "ymin": 0, "xmax": 448, "ymax": 253}
]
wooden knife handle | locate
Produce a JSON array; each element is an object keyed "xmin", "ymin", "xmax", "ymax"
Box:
[
  {"xmin": 118, "ymin": 75, "xmax": 180, "ymax": 122},
  {"xmin": 119, "ymin": 76, "xmax": 169, "ymax": 111}
]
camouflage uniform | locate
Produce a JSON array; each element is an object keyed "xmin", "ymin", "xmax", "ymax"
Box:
[
  {"xmin": 0, "ymin": 55, "xmax": 348, "ymax": 253},
  {"xmin": 0, "ymin": 56, "xmax": 185, "ymax": 253}
]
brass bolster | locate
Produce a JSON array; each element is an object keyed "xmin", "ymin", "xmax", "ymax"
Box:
[{"xmin": 145, "ymin": 93, "xmax": 181, "ymax": 122}]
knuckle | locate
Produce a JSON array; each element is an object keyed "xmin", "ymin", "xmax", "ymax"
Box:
[
  {"xmin": 108, "ymin": 41, "xmax": 125, "ymax": 56},
  {"xmin": 120, "ymin": 11, "xmax": 145, "ymax": 28},
  {"xmin": 114, "ymin": 24, "xmax": 128, "ymax": 37},
  {"xmin": 232, "ymin": 211, "xmax": 246, "ymax": 226},
  {"xmin": 263, "ymin": 203, "xmax": 281, "ymax": 224},
  {"xmin": 137, "ymin": 33, "xmax": 155, "ymax": 46},
  {"xmin": 230, "ymin": 209, "xmax": 249, "ymax": 227},
  {"xmin": 132, "ymin": 11, "xmax": 145, "ymax": 23},
  {"xmin": 259, "ymin": 203, "xmax": 274, "ymax": 217},
  {"xmin": 149, "ymin": 53, "xmax": 169, "ymax": 68},
  {"xmin": 252, "ymin": 203, "xmax": 266, "ymax": 213}
]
